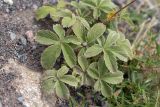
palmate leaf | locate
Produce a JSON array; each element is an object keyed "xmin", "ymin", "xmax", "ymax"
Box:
[
  {"xmin": 44, "ymin": 69, "xmax": 57, "ymax": 78},
  {"xmin": 55, "ymin": 81, "xmax": 70, "ymax": 99},
  {"xmin": 41, "ymin": 78, "xmax": 55, "ymax": 94},
  {"xmin": 93, "ymin": 8, "xmax": 101, "ymax": 19},
  {"xmin": 57, "ymin": 66, "xmax": 69, "ymax": 77},
  {"xmin": 102, "ymin": 71, "xmax": 124, "ymax": 84},
  {"xmin": 60, "ymin": 75, "xmax": 78, "ymax": 87},
  {"xmin": 61, "ymin": 43, "xmax": 77, "ymax": 68},
  {"xmin": 56, "ymin": 9, "xmax": 72, "ymax": 18},
  {"xmin": 72, "ymin": 20, "xmax": 86, "ymax": 41},
  {"xmin": 117, "ymin": 32, "xmax": 133, "ymax": 58},
  {"xmin": 104, "ymin": 29, "xmax": 120, "ymax": 47},
  {"xmin": 100, "ymin": 81, "xmax": 112, "ymax": 98},
  {"xmin": 57, "ymin": 0, "xmax": 66, "ymax": 9},
  {"xmin": 110, "ymin": 46, "xmax": 129, "ymax": 62},
  {"xmin": 80, "ymin": 0, "xmax": 96, "ymax": 8},
  {"xmin": 53, "ymin": 24, "xmax": 65, "ymax": 40},
  {"xmin": 62, "ymin": 17, "xmax": 72, "ymax": 27},
  {"xmin": 98, "ymin": 58, "xmax": 108, "ymax": 76},
  {"xmin": 77, "ymin": 17, "xmax": 90, "ymax": 30},
  {"xmin": 64, "ymin": 36, "xmax": 81, "ymax": 45},
  {"xmin": 84, "ymin": 44, "xmax": 103, "ymax": 58},
  {"xmin": 41, "ymin": 44, "xmax": 61, "ymax": 69},
  {"xmin": 78, "ymin": 49, "xmax": 89, "ymax": 71},
  {"xmin": 87, "ymin": 23, "xmax": 106, "ymax": 43},
  {"xmin": 81, "ymin": 73, "xmax": 94, "ymax": 86},
  {"xmin": 87, "ymin": 62, "xmax": 99, "ymax": 79},
  {"xmin": 99, "ymin": 0, "xmax": 117, "ymax": 13},
  {"xmin": 36, "ymin": 30, "xmax": 59, "ymax": 45},
  {"xmin": 62, "ymin": 14, "xmax": 76, "ymax": 28},
  {"xmin": 36, "ymin": 6, "xmax": 56, "ymax": 20},
  {"xmin": 103, "ymin": 51, "xmax": 118, "ymax": 73},
  {"xmin": 94, "ymin": 80, "xmax": 101, "ymax": 91}
]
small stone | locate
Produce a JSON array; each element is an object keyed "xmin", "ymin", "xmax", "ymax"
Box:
[
  {"xmin": 17, "ymin": 96, "xmax": 24, "ymax": 103},
  {"xmin": 9, "ymin": 32, "xmax": 16, "ymax": 41},
  {"xmin": 25, "ymin": 30, "xmax": 34, "ymax": 43},
  {"xmin": 5, "ymin": 8, "xmax": 10, "ymax": 13},
  {"xmin": 32, "ymin": 4, "xmax": 38, "ymax": 10},
  {"xmin": 20, "ymin": 36, "xmax": 27, "ymax": 45},
  {"xmin": 4, "ymin": 0, "xmax": 13, "ymax": 5},
  {"xmin": 0, "ymin": 99, "xmax": 2, "ymax": 107}
]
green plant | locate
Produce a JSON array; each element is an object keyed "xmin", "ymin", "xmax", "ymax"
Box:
[{"xmin": 35, "ymin": 0, "xmax": 133, "ymax": 101}]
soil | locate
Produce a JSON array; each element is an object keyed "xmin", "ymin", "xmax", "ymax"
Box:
[{"xmin": 0, "ymin": 0, "xmax": 53, "ymax": 106}]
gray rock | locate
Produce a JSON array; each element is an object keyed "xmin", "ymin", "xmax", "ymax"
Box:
[
  {"xmin": 3, "ymin": 0, "xmax": 13, "ymax": 5},
  {"xmin": 20, "ymin": 36, "xmax": 27, "ymax": 45},
  {"xmin": 0, "ymin": 99, "xmax": 2, "ymax": 107},
  {"xmin": 32, "ymin": 4, "xmax": 38, "ymax": 10},
  {"xmin": 17, "ymin": 96, "xmax": 24, "ymax": 103},
  {"xmin": 9, "ymin": 32, "xmax": 17, "ymax": 41}
]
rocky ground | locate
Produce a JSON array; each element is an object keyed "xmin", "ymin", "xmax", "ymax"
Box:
[
  {"xmin": 0, "ymin": 0, "xmax": 59, "ymax": 107},
  {"xmin": 0, "ymin": 0, "xmax": 160, "ymax": 107}
]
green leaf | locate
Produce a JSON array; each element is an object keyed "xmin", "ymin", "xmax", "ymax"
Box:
[
  {"xmin": 81, "ymin": 73, "xmax": 94, "ymax": 86},
  {"xmin": 57, "ymin": 0, "xmax": 66, "ymax": 9},
  {"xmin": 94, "ymin": 80, "xmax": 101, "ymax": 91},
  {"xmin": 62, "ymin": 14, "xmax": 76, "ymax": 28},
  {"xmin": 80, "ymin": 0, "xmax": 96, "ymax": 8},
  {"xmin": 87, "ymin": 62, "xmax": 99, "ymax": 79},
  {"xmin": 64, "ymin": 36, "xmax": 81, "ymax": 45},
  {"xmin": 72, "ymin": 20, "xmax": 86, "ymax": 41},
  {"xmin": 56, "ymin": 9, "xmax": 72, "ymax": 17},
  {"xmin": 55, "ymin": 81, "xmax": 70, "ymax": 99},
  {"xmin": 93, "ymin": 8, "xmax": 101, "ymax": 19},
  {"xmin": 98, "ymin": 58, "xmax": 108, "ymax": 76},
  {"xmin": 87, "ymin": 23, "xmax": 106, "ymax": 43},
  {"xmin": 36, "ymin": 6, "xmax": 56, "ymax": 20},
  {"xmin": 77, "ymin": 17, "xmax": 90, "ymax": 30},
  {"xmin": 78, "ymin": 49, "xmax": 89, "ymax": 71},
  {"xmin": 61, "ymin": 43, "xmax": 76, "ymax": 68},
  {"xmin": 57, "ymin": 66, "xmax": 69, "ymax": 77},
  {"xmin": 110, "ymin": 46, "xmax": 129, "ymax": 62},
  {"xmin": 62, "ymin": 17, "xmax": 72, "ymax": 27},
  {"xmin": 60, "ymin": 75, "xmax": 78, "ymax": 87},
  {"xmin": 102, "ymin": 71, "xmax": 124, "ymax": 84},
  {"xmin": 41, "ymin": 78, "xmax": 55, "ymax": 94},
  {"xmin": 36, "ymin": 30, "xmax": 59, "ymax": 45},
  {"xmin": 97, "ymin": 36, "xmax": 106, "ymax": 47},
  {"xmin": 117, "ymin": 36, "xmax": 133, "ymax": 59},
  {"xmin": 41, "ymin": 45, "xmax": 61, "ymax": 69},
  {"xmin": 104, "ymin": 29, "xmax": 120, "ymax": 48},
  {"xmin": 99, "ymin": 0, "xmax": 117, "ymax": 13},
  {"xmin": 44, "ymin": 69, "xmax": 57, "ymax": 77},
  {"xmin": 103, "ymin": 51, "xmax": 118, "ymax": 73},
  {"xmin": 84, "ymin": 44, "xmax": 103, "ymax": 58},
  {"xmin": 100, "ymin": 81, "xmax": 112, "ymax": 98},
  {"xmin": 53, "ymin": 24, "xmax": 65, "ymax": 39}
]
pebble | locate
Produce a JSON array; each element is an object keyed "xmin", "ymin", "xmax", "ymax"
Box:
[
  {"xmin": 32, "ymin": 4, "xmax": 38, "ymax": 10},
  {"xmin": 20, "ymin": 36, "xmax": 27, "ymax": 46},
  {"xmin": 9, "ymin": 32, "xmax": 17, "ymax": 41},
  {"xmin": 17, "ymin": 96, "xmax": 24, "ymax": 103},
  {"xmin": 3, "ymin": 0, "xmax": 13, "ymax": 5},
  {"xmin": 25, "ymin": 30, "xmax": 34, "ymax": 43}
]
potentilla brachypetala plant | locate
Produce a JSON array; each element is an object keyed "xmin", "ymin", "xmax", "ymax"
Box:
[{"xmin": 35, "ymin": 0, "xmax": 133, "ymax": 99}]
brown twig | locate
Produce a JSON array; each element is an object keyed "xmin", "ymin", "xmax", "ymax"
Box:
[{"xmin": 108, "ymin": 0, "xmax": 137, "ymax": 21}]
